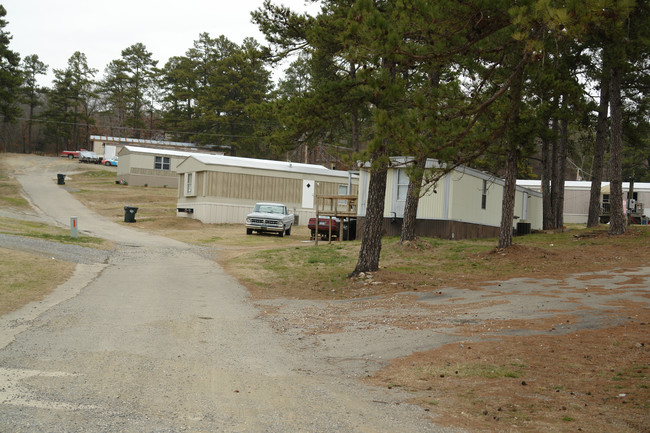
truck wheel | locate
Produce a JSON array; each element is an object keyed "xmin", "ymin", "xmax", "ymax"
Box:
[
  {"xmin": 246, "ymin": 228, "xmax": 253, "ymax": 235},
  {"xmin": 286, "ymin": 225, "xmax": 291, "ymax": 236},
  {"xmin": 68, "ymin": 154, "xmax": 74, "ymax": 159},
  {"xmin": 279, "ymin": 227, "xmax": 285, "ymax": 237}
]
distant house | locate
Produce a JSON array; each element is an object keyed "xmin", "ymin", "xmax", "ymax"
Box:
[
  {"xmin": 356, "ymin": 158, "xmax": 542, "ymax": 240},
  {"xmin": 175, "ymin": 154, "xmax": 358, "ymax": 225},
  {"xmin": 90, "ymin": 135, "xmax": 199, "ymax": 159},
  {"xmin": 117, "ymin": 146, "xmax": 214, "ymax": 188},
  {"xmin": 516, "ymin": 180, "xmax": 650, "ymax": 223}
]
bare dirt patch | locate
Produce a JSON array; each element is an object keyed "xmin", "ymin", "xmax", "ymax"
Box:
[{"xmin": 368, "ymin": 319, "xmax": 649, "ymax": 433}]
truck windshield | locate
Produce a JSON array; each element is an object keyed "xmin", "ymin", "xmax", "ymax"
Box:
[{"xmin": 255, "ymin": 205, "xmax": 284, "ymax": 214}]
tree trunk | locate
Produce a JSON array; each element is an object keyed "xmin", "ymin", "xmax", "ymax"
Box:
[
  {"xmin": 351, "ymin": 110, "xmax": 359, "ymax": 152},
  {"xmin": 498, "ymin": 146, "xmax": 518, "ymax": 249},
  {"xmin": 587, "ymin": 63, "xmax": 610, "ymax": 227},
  {"xmin": 349, "ymin": 62, "xmax": 360, "ymax": 153},
  {"xmin": 400, "ymin": 157, "xmax": 426, "ymax": 243},
  {"xmin": 608, "ymin": 64, "xmax": 626, "ymax": 235},
  {"xmin": 351, "ymin": 164, "xmax": 388, "ymax": 276},
  {"xmin": 554, "ymin": 116, "xmax": 568, "ymax": 229},
  {"xmin": 550, "ymin": 117, "xmax": 560, "ymax": 229},
  {"xmin": 541, "ymin": 134, "xmax": 553, "ymax": 230},
  {"xmin": 72, "ymin": 108, "xmax": 79, "ymax": 150}
]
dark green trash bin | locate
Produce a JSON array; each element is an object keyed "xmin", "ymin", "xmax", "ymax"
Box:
[
  {"xmin": 57, "ymin": 174, "xmax": 65, "ymax": 185},
  {"xmin": 124, "ymin": 206, "xmax": 138, "ymax": 223},
  {"xmin": 342, "ymin": 218, "xmax": 357, "ymax": 241},
  {"xmin": 516, "ymin": 222, "xmax": 531, "ymax": 235}
]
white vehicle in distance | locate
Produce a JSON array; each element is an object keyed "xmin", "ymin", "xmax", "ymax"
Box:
[{"xmin": 245, "ymin": 202, "xmax": 294, "ymax": 237}]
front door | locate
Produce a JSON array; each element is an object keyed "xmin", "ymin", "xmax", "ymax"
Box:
[
  {"xmin": 302, "ymin": 179, "xmax": 315, "ymax": 209},
  {"xmin": 392, "ymin": 169, "xmax": 408, "ymax": 217}
]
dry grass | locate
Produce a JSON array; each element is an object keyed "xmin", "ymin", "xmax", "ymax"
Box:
[
  {"xmin": 0, "ymin": 247, "xmax": 76, "ymax": 317},
  {"xmin": 227, "ymin": 226, "xmax": 650, "ymax": 300},
  {"xmin": 0, "ymin": 164, "xmax": 29, "ymax": 210},
  {"xmin": 370, "ymin": 320, "xmax": 650, "ymax": 433}
]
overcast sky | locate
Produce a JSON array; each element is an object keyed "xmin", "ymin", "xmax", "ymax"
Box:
[{"xmin": 3, "ymin": 0, "xmax": 319, "ymax": 86}]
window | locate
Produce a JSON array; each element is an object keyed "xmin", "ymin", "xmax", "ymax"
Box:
[
  {"xmin": 154, "ymin": 156, "xmax": 170, "ymax": 170},
  {"xmin": 185, "ymin": 173, "xmax": 195, "ymax": 197},
  {"xmin": 481, "ymin": 180, "xmax": 487, "ymax": 210},
  {"xmin": 397, "ymin": 169, "xmax": 410, "ymax": 201},
  {"xmin": 338, "ymin": 184, "xmax": 349, "ymax": 206}
]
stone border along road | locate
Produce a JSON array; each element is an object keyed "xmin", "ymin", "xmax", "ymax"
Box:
[{"xmin": 0, "ymin": 155, "xmax": 461, "ymax": 432}]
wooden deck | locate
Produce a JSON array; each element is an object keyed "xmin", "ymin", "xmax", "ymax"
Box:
[{"xmin": 314, "ymin": 195, "xmax": 358, "ymax": 245}]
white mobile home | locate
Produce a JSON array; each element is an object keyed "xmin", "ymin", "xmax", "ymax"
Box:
[
  {"xmin": 357, "ymin": 159, "xmax": 542, "ymax": 240},
  {"xmin": 516, "ymin": 180, "xmax": 650, "ymax": 223},
  {"xmin": 90, "ymin": 135, "xmax": 198, "ymax": 160},
  {"xmin": 176, "ymin": 154, "xmax": 358, "ymax": 225}
]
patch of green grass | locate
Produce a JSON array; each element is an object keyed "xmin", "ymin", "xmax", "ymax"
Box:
[
  {"xmin": 26, "ymin": 232, "xmax": 105, "ymax": 246},
  {"xmin": 232, "ymin": 242, "xmax": 357, "ymax": 296},
  {"xmin": 562, "ymin": 416, "xmax": 575, "ymax": 422},
  {"xmin": 252, "ymin": 245, "xmax": 349, "ymax": 272},
  {"xmin": 612, "ymin": 365, "xmax": 648, "ymax": 382},
  {"xmin": 84, "ymin": 170, "xmax": 115, "ymax": 178},
  {"xmin": 0, "ymin": 217, "xmax": 108, "ymax": 249},
  {"xmin": 0, "ymin": 196, "xmax": 28, "ymax": 207},
  {"xmin": 304, "ymin": 246, "xmax": 348, "ymax": 265},
  {"xmin": 0, "ymin": 170, "xmax": 30, "ymax": 209}
]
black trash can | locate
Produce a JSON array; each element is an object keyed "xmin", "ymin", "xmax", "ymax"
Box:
[
  {"xmin": 342, "ymin": 218, "xmax": 357, "ymax": 241},
  {"xmin": 124, "ymin": 206, "xmax": 138, "ymax": 223},
  {"xmin": 516, "ymin": 221, "xmax": 531, "ymax": 235},
  {"xmin": 57, "ymin": 174, "xmax": 65, "ymax": 185}
]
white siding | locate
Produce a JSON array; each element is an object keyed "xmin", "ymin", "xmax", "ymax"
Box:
[
  {"xmin": 448, "ymin": 173, "xmax": 502, "ymax": 227},
  {"xmin": 525, "ymin": 192, "xmax": 543, "ymax": 229},
  {"xmin": 358, "ymin": 162, "xmax": 543, "ymax": 233}
]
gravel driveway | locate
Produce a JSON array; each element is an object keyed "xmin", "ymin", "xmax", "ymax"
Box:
[{"xmin": 0, "ymin": 156, "xmax": 459, "ymax": 432}]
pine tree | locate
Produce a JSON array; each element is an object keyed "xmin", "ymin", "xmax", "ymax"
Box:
[
  {"xmin": 20, "ymin": 54, "xmax": 48, "ymax": 153},
  {"xmin": 0, "ymin": 5, "xmax": 22, "ymax": 124}
]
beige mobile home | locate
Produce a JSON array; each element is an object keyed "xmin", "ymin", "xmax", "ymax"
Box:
[
  {"xmin": 117, "ymin": 146, "xmax": 209, "ymax": 188},
  {"xmin": 357, "ymin": 159, "xmax": 542, "ymax": 240},
  {"xmin": 176, "ymin": 154, "xmax": 358, "ymax": 225},
  {"xmin": 516, "ymin": 180, "xmax": 650, "ymax": 224}
]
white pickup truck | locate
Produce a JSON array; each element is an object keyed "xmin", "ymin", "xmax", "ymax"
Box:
[{"xmin": 245, "ymin": 202, "xmax": 294, "ymax": 237}]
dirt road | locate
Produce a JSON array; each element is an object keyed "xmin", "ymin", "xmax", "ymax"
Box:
[{"xmin": 0, "ymin": 156, "xmax": 457, "ymax": 432}]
